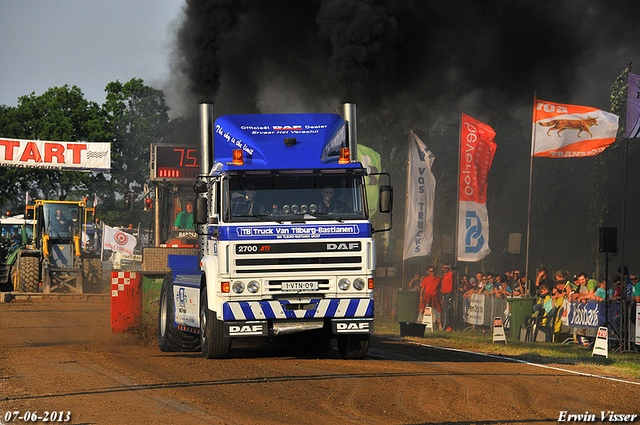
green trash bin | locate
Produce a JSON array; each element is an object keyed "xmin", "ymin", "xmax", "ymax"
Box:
[
  {"xmin": 397, "ymin": 290, "xmax": 420, "ymax": 323},
  {"xmin": 506, "ymin": 297, "xmax": 536, "ymax": 341}
]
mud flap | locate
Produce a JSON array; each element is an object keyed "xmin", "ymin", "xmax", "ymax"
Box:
[{"xmin": 331, "ymin": 318, "xmax": 373, "ymax": 334}]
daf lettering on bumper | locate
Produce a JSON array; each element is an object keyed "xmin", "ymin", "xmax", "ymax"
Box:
[
  {"xmin": 226, "ymin": 321, "xmax": 268, "ymax": 337},
  {"xmin": 332, "ymin": 318, "xmax": 373, "ymax": 334}
]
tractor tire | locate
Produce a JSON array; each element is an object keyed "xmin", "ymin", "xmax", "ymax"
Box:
[
  {"xmin": 158, "ymin": 273, "xmax": 200, "ymax": 352},
  {"xmin": 337, "ymin": 334, "xmax": 370, "ymax": 360},
  {"xmin": 82, "ymin": 257, "xmax": 103, "ymax": 293},
  {"xmin": 200, "ymin": 287, "xmax": 230, "ymax": 359},
  {"xmin": 17, "ymin": 256, "xmax": 39, "ymax": 293}
]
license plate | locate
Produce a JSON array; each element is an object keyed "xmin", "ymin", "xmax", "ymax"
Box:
[{"xmin": 282, "ymin": 281, "xmax": 318, "ymax": 291}]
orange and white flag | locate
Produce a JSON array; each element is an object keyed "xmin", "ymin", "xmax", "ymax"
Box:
[{"xmin": 533, "ymin": 99, "xmax": 618, "ymax": 157}]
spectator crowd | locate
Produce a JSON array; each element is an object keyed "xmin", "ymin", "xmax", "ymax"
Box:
[{"xmin": 407, "ymin": 265, "xmax": 640, "ymax": 338}]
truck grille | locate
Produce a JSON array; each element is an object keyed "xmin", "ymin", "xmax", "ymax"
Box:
[{"xmin": 232, "ymin": 241, "xmax": 364, "ymax": 275}]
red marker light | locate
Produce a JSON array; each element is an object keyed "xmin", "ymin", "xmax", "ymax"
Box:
[
  {"xmin": 339, "ymin": 147, "xmax": 350, "ymax": 164},
  {"xmin": 232, "ymin": 149, "xmax": 244, "ymax": 165}
]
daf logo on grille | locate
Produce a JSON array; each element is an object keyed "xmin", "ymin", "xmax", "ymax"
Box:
[{"xmin": 327, "ymin": 242, "xmax": 359, "ymax": 251}]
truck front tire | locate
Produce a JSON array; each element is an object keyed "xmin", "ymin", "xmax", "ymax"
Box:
[
  {"xmin": 200, "ymin": 287, "xmax": 231, "ymax": 359},
  {"xmin": 158, "ymin": 273, "xmax": 200, "ymax": 352}
]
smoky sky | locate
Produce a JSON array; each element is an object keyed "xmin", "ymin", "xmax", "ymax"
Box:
[{"xmin": 172, "ymin": 0, "xmax": 640, "ymax": 125}]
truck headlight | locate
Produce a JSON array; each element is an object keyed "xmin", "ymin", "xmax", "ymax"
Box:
[
  {"xmin": 247, "ymin": 280, "xmax": 260, "ymax": 293},
  {"xmin": 232, "ymin": 281, "xmax": 245, "ymax": 294},
  {"xmin": 353, "ymin": 278, "xmax": 365, "ymax": 290},
  {"xmin": 338, "ymin": 278, "xmax": 350, "ymax": 291}
]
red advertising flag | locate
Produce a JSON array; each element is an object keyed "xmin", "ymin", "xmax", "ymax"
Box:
[
  {"xmin": 457, "ymin": 114, "xmax": 496, "ymax": 262},
  {"xmin": 533, "ymin": 99, "xmax": 618, "ymax": 157}
]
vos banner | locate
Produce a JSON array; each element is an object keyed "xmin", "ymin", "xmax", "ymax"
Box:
[
  {"xmin": 627, "ymin": 72, "xmax": 640, "ymax": 138},
  {"xmin": 533, "ymin": 99, "xmax": 618, "ymax": 157},
  {"xmin": 457, "ymin": 114, "xmax": 496, "ymax": 262},
  {"xmin": 0, "ymin": 138, "xmax": 110, "ymax": 171},
  {"xmin": 402, "ymin": 130, "xmax": 436, "ymax": 261}
]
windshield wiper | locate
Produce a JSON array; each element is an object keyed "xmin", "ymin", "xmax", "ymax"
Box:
[
  {"xmin": 234, "ymin": 214, "xmax": 283, "ymax": 224},
  {"xmin": 305, "ymin": 213, "xmax": 344, "ymax": 223}
]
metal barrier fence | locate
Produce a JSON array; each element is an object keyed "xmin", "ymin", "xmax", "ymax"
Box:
[{"xmin": 461, "ymin": 293, "xmax": 510, "ymax": 328}]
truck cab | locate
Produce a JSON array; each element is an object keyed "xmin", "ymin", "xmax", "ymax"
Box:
[{"xmin": 159, "ymin": 105, "xmax": 392, "ymax": 359}]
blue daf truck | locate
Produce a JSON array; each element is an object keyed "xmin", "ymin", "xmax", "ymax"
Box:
[{"xmin": 158, "ymin": 103, "xmax": 392, "ymax": 359}]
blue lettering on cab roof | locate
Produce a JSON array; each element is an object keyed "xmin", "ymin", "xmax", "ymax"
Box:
[{"xmin": 214, "ymin": 113, "xmax": 360, "ymax": 170}]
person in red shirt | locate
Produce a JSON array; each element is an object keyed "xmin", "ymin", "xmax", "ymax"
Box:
[
  {"xmin": 441, "ymin": 264, "xmax": 454, "ymax": 331},
  {"xmin": 420, "ymin": 266, "xmax": 442, "ymax": 328}
]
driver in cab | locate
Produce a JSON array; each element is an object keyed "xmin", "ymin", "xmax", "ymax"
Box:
[
  {"xmin": 317, "ymin": 187, "xmax": 349, "ymax": 213},
  {"xmin": 232, "ymin": 186, "xmax": 267, "ymax": 216}
]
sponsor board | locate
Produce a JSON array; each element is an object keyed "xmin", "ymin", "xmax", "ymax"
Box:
[
  {"xmin": 421, "ymin": 306, "xmax": 434, "ymax": 333},
  {"xmin": 592, "ymin": 326, "xmax": 608, "ymax": 358},
  {"xmin": 492, "ymin": 317, "xmax": 506, "ymax": 343}
]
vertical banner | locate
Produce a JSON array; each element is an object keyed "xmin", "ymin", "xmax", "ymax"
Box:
[
  {"xmin": 457, "ymin": 114, "xmax": 496, "ymax": 262},
  {"xmin": 402, "ymin": 131, "xmax": 436, "ymax": 261},
  {"xmin": 627, "ymin": 72, "xmax": 640, "ymax": 138}
]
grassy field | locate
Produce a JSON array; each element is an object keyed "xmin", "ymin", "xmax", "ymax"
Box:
[{"xmin": 374, "ymin": 319, "xmax": 640, "ymax": 380}]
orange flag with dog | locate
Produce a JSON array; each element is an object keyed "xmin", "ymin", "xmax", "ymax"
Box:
[{"xmin": 532, "ymin": 99, "xmax": 619, "ymax": 157}]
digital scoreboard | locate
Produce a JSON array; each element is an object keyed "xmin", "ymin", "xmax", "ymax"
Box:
[{"xmin": 151, "ymin": 144, "xmax": 200, "ymax": 182}]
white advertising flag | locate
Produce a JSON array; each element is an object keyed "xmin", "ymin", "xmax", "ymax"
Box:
[
  {"xmin": 403, "ymin": 130, "xmax": 436, "ymax": 261},
  {"xmin": 103, "ymin": 225, "xmax": 137, "ymax": 255}
]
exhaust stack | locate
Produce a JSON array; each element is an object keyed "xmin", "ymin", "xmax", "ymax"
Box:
[
  {"xmin": 199, "ymin": 103, "xmax": 213, "ymax": 174},
  {"xmin": 343, "ymin": 103, "xmax": 357, "ymax": 163}
]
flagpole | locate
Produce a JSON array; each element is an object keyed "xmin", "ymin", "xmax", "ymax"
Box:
[
  {"xmin": 525, "ymin": 93, "xmax": 538, "ymax": 296},
  {"xmin": 454, "ymin": 112, "xmax": 463, "ymax": 330},
  {"xmin": 620, "ymin": 63, "xmax": 631, "ymax": 351},
  {"xmin": 401, "ymin": 130, "xmax": 413, "ymax": 290},
  {"xmin": 455, "ymin": 112, "xmax": 462, "ymax": 270}
]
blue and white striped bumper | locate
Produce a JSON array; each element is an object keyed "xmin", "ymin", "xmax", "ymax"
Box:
[{"xmin": 222, "ymin": 298, "xmax": 373, "ymax": 321}]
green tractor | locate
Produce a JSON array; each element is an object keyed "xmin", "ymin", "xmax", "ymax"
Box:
[
  {"xmin": 8, "ymin": 200, "xmax": 103, "ymax": 294},
  {"xmin": 0, "ymin": 214, "xmax": 33, "ymax": 292}
]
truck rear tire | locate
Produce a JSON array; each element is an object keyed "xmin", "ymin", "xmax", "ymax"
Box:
[
  {"xmin": 158, "ymin": 273, "xmax": 200, "ymax": 352},
  {"xmin": 200, "ymin": 287, "xmax": 230, "ymax": 359},
  {"xmin": 17, "ymin": 256, "xmax": 39, "ymax": 293},
  {"xmin": 337, "ymin": 334, "xmax": 370, "ymax": 360}
]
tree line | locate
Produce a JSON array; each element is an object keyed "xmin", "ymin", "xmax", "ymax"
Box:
[{"xmin": 0, "ymin": 72, "xmax": 634, "ymax": 277}]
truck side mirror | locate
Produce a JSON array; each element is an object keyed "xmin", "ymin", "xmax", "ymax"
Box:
[
  {"xmin": 379, "ymin": 185, "xmax": 393, "ymax": 213},
  {"xmin": 194, "ymin": 180, "xmax": 207, "ymax": 194},
  {"xmin": 196, "ymin": 197, "xmax": 208, "ymax": 225}
]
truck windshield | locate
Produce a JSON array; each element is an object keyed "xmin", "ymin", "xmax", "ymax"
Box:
[
  {"xmin": 225, "ymin": 175, "xmax": 367, "ymax": 222},
  {"xmin": 43, "ymin": 204, "xmax": 81, "ymax": 239}
]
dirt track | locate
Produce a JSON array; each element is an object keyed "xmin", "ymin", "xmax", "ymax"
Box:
[{"xmin": 1, "ymin": 299, "xmax": 638, "ymax": 425}]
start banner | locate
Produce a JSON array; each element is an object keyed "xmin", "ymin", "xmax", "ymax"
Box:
[{"xmin": 0, "ymin": 138, "xmax": 110, "ymax": 172}]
